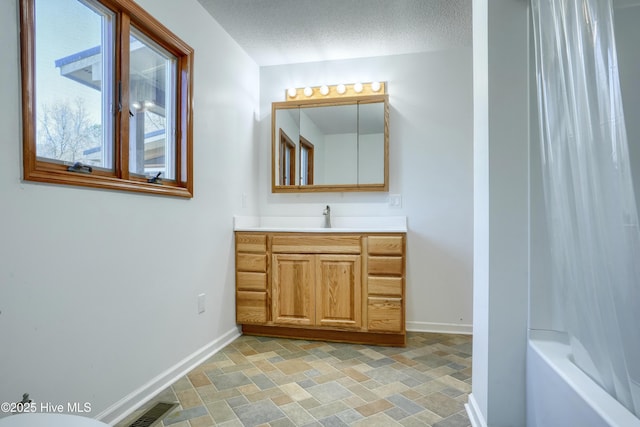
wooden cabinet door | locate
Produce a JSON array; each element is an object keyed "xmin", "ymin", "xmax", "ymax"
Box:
[
  {"xmin": 272, "ymin": 254, "xmax": 315, "ymax": 326},
  {"xmin": 315, "ymin": 255, "xmax": 361, "ymax": 329}
]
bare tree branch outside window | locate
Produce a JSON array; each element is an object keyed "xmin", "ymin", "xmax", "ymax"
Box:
[{"xmin": 38, "ymin": 98, "xmax": 101, "ymax": 164}]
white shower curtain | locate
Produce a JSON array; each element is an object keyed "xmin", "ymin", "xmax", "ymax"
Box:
[{"xmin": 532, "ymin": 0, "xmax": 640, "ymax": 416}]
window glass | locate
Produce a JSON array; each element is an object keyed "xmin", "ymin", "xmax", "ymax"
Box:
[
  {"xmin": 300, "ymin": 146, "xmax": 307, "ymax": 185},
  {"xmin": 22, "ymin": 0, "xmax": 193, "ymax": 197},
  {"xmin": 128, "ymin": 28, "xmax": 177, "ymax": 180},
  {"xmin": 300, "ymin": 137, "xmax": 314, "ymax": 185},
  {"xmin": 279, "ymin": 130, "xmax": 295, "ymax": 185},
  {"xmin": 34, "ymin": 0, "xmax": 114, "ymax": 168}
]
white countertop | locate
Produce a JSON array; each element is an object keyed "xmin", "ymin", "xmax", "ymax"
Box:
[{"xmin": 234, "ymin": 216, "xmax": 407, "ymax": 233}]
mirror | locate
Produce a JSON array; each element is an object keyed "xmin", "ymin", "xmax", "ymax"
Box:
[{"xmin": 272, "ymin": 94, "xmax": 388, "ymax": 192}]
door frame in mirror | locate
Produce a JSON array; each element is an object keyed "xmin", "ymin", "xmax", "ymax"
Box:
[{"xmin": 271, "ymin": 94, "xmax": 389, "ymax": 193}]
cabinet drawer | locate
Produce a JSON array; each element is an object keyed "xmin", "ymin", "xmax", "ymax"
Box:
[
  {"xmin": 368, "ymin": 297, "xmax": 403, "ymax": 332},
  {"xmin": 367, "ymin": 235, "xmax": 404, "ymax": 256},
  {"xmin": 237, "ymin": 253, "xmax": 267, "ymax": 272},
  {"xmin": 368, "ymin": 276, "xmax": 403, "ymax": 297},
  {"xmin": 236, "ymin": 233, "xmax": 267, "ymax": 253},
  {"xmin": 237, "ymin": 272, "xmax": 267, "ymax": 291},
  {"xmin": 368, "ymin": 256, "xmax": 403, "ymax": 276},
  {"xmin": 237, "ymin": 291, "xmax": 267, "ymax": 323},
  {"xmin": 272, "ymin": 235, "xmax": 361, "ymax": 254}
]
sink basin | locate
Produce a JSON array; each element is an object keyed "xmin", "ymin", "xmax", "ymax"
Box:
[{"xmin": 233, "ymin": 216, "xmax": 407, "ymax": 233}]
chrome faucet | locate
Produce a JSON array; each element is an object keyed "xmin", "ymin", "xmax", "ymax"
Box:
[{"xmin": 323, "ymin": 205, "xmax": 331, "ymax": 228}]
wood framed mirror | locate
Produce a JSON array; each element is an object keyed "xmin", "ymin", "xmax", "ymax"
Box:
[{"xmin": 272, "ymin": 89, "xmax": 389, "ymax": 193}]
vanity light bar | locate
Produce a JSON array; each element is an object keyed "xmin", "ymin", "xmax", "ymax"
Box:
[{"xmin": 285, "ymin": 82, "xmax": 386, "ymax": 101}]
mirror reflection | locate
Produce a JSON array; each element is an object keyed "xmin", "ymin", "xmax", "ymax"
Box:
[
  {"xmin": 357, "ymin": 102, "xmax": 385, "ymax": 184},
  {"xmin": 275, "ymin": 108, "xmax": 299, "ymax": 186},
  {"xmin": 301, "ymin": 104, "xmax": 357, "ymax": 185},
  {"xmin": 272, "ymin": 96, "xmax": 388, "ymax": 192}
]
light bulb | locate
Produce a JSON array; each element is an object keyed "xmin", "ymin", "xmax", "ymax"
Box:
[
  {"xmin": 304, "ymin": 87, "xmax": 313, "ymax": 97},
  {"xmin": 354, "ymin": 82, "xmax": 363, "ymax": 93},
  {"xmin": 337, "ymin": 84, "xmax": 346, "ymax": 94},
  {"xmin": 371, "ymin": 81, "xmax": 381, "ymax": 92},
  {"xmin": 144, "ymin": 100, "xmax": 155, "ymax": 108},
  {"xmin": 320, "ymin": 85, "xmax": 329, "ymax": 95},
  {"xmin": 132, "ymin": 101, "xmax": 142, "ymax": 109},
  {"xmin": 287, "ymin": 88, "xmax": 297, "ymax": 98}
]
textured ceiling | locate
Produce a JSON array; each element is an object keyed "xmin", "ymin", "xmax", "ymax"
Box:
[{"xmin": 197, "ymin": 0, "xmax": 472, "ymax": 66}]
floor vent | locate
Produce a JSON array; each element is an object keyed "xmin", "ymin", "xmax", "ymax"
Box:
[{"xmin": 128, "ymin": 402, "xmax": 178, "ymax": 427}]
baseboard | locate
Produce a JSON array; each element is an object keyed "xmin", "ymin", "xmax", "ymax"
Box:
[
  {"xmin": 465, "ymin": 393, "xmax": 488, "ymax": 427},
  {"xmin": 97, "ymin": 326, "xmax": 242, "ymax": 425},
  {"xmin": 406, "ymin": 321, "xmax": 472, "ymax": 335}
]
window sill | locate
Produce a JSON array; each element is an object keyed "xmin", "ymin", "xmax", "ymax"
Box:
[{"xmin": 24, "ymin": 169, "xmax": 193, "ymax": 198}]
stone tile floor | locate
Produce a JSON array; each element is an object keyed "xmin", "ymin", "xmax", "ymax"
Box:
[{"xmin": 116, "ymin": 332, "xmax": 472, "ymax": 427}]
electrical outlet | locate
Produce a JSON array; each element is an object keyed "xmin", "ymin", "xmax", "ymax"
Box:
[{"xmin": 197, "ymin": 293, "xmax": 205, "ymax": 314}]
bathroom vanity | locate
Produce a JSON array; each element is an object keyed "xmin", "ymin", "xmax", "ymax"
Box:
[{"xmin": 234, "ymin": 216, "xmax": 407, "ymax": 346}]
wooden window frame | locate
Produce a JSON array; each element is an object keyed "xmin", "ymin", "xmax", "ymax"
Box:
[
  {"xmin": 279, "ymin": 129, "xmax": 295, "ymax": 186},
  {"xmin": 299, "ymin": 135, "xmax": 314, "ymax": 185},
  {"xmin": 20, "ymin": 0, "xmax": 194, "ymax": 198}
]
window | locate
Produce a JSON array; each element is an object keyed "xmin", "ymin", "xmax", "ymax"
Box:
[
  {"xmin": 299, "ymin": 136, "xmax": 314, "ymax": 185},
  {"xmin": 279, "ymin": 129, "xmax": 295, "ymax": 186},
  {"xmin": 20, "ymin": 0, "xmax": 193, "ymax": 197}
]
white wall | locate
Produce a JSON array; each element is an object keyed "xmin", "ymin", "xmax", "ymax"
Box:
[
  {"xmin": 324, "ymin": 133, "xmax": 358, "ymax": 184},
  {"xmin": 0, "ymin": 0, "xmax": 259, "ymax": 422},
  {"xmin": 259, "ymin": 50, "xmax": 474, "ymax": 333},
  {"xmin": 358, "ymin": 133, "xmax": 385, "ymax": 184},
  {"xmin": 615, "ymin": 4, "xmax": 640, "ymax": 215},
  {"xmin": 468, "ymin": 0, "xmax": 530, "ymax": 426}
]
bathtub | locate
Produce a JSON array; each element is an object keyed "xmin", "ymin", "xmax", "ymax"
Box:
[{"xmin": 527, "ymin": 330, "xmax": 640, "ymax": 427}]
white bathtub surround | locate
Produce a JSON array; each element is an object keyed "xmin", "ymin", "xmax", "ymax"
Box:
[
  {"xmin": 527, "ymin": 330, "xmax": 640, "ymax": 427},
  {"xmin": 233, "ymin": 215, "xmax": 407, "ymax": 233}
]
